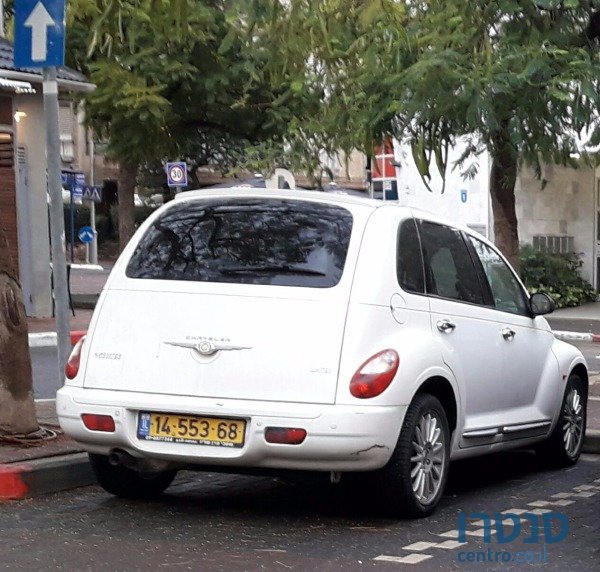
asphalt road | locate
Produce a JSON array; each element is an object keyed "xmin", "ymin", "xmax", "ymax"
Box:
[
  {"xmin": 1, "ymin": 452, "xmax": 598, "ymax": 571},
  {"xmin": 30, "ymin": 346, "xmax": 62, "ymax": 400}
]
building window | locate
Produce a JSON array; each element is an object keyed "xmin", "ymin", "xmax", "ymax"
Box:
[{"xmin": 59, "ymin": 102, "xmax": 74, "ymax": 163}]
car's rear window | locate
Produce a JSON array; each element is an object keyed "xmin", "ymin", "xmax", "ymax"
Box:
[{"xmin": 126, "ymin": 198, "xmax": 353, "ymax": 288}]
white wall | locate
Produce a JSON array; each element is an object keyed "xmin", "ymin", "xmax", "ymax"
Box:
[
  {"xmin": 516, "ymin": 164, "xmax": 596, "ymax": 285},
  {"xmin": 392, "ymin": 139, "xmax": 491, "ymax": 236}
]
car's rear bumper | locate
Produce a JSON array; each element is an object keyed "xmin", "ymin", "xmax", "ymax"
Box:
[{"xmin": 57, "ymin": 386, "xmax": 406, "ymax": 472}]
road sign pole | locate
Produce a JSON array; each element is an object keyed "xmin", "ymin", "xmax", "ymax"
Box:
[
  {"xmin": 89, "ymin": 198, "xmax": 98, "ymax": 265},
  {"xmin": 89, "ymin": 141, "xmax": 98, "ymax": 265},
  {"xmin": 44, "ymin": 66, "xmax": 70, "ymax": 387}
]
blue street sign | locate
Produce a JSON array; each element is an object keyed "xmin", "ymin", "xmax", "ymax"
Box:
[
  {"xmin": 82, "ymin": 185, "xmax": 103, "ymax": 203},
  {"xmin": 14, "ymin": 0, "xmax": 66, "ymax": 68},
  {"xmin": 78, "ymin": 226, "xmax": 94, "ymax": 244},
  {"xmin": 73, "ymin": 172, "xmax": 85, "ymax": 200},
  {"xmin": 166, "ymin": 162, "xmax": 188, "ymax": 187},
  {"xmin": 460, "ymin": 189, "xmax": 468, "ymax": 203}
]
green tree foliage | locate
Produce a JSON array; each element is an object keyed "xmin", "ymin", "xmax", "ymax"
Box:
[
  {"xmin": 263, "ymin": 1, "xmax": 600, "ymax": 269},
  {"xmin": 66, "ymin": 0, "xmax": 312, "ymax": 248},
  {"xmin": 66, "ymin": 1, "xmax": 600, "ymax": 265}
]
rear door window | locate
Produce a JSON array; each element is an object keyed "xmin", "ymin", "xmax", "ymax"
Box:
[
  {"xmin": 418, "ymin": 220, "xmax": 485, "ymax": 305},
  {"xmin": 397, "ymin": 218, "xmax": 425, "ymax": 294},
  {"xmin": 126, "ymin": 198, "xmax": 353, "ymax": 288}
]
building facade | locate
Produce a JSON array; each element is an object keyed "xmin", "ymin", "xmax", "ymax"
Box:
[{"xmin": 0, "ymin": 38, "xmax": 94, "ymax": 317}]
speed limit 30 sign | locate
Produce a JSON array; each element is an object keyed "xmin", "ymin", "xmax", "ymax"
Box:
[{"xmin": 166, "ymin": 162, "xmax": 188, "ymax": 187}]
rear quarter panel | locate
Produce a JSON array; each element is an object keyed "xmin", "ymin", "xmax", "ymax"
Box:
[{"xmin": 336, "ymin": 206, "xmax": 463, "ymax": 428}]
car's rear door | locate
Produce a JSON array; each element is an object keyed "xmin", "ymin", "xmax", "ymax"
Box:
[{"xmin": 82, "ymin": 196, "xmax": 369, "ymax": 406}]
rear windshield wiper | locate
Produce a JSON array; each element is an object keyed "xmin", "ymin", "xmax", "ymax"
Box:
[{"xmin": 218, "ymin": 264, "xmax": 327, "ymax": 277}]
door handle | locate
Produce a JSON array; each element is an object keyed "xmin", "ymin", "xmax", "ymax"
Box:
[
  {"xmin": 502, "ymin": 328, "xmax": 516, "ymax": 341},
  {"xmin": 437, "ymin": 320, "xmax": 456, "ymax": 333}
]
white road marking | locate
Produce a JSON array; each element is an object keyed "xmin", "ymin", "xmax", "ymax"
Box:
[
  {"xmin": 402, "ymin": 542, "xmax": 439, "ymax": 552},
  {"xmin": 374, "ymin": 554, "xmax": 433, "ymax": 564},
  {"xmin": 465, "ymin": 528, "xmax": 496, "ymax": 538},
  {"xmin": 502, "ymin": 508, "xmax": 529, "ymax": 515},
  {"xmin": 436, "ymin": 540, "xmax": 467, "ymax": 550},
  {"xmin": 437, "ymin": 530, "xmax": 460, "ymax": 539},
  {"xmin": 528, "ymin": 508, "xmax": 553, "ymax": 515},
  {"xmin": 551, "ymin": 492, "xmax": 574, "ymax": 499},
  {"xmin": 571, "ymin": 491, "xmax": 597, "ymax": 498},
  {"xmin": 528, "ymin": 500, "xmax": 551, "ymax": 507},
  {"xmin": 553, "ymin": 500, "xmax": 575, "ymax": 506}
]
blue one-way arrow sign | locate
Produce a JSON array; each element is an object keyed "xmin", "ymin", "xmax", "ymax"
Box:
[{"xmin": 14, "ymin": 0, "xmax": 66, "ymax": 68}]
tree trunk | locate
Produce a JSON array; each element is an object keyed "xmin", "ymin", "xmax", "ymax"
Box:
[
  {"xmin": 489, "ymin": 142, "xmax": 520, "ymax": 273},
  {"xmin": 0, "ymin": 227, "xmax": 38, "ymax": 435},
  {"xmin": 117, "ymin": 162, "xmax": 139, "ymax": 253}
]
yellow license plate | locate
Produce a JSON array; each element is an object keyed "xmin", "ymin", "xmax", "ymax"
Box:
[{"xmin": 137, "ymin": 412, "xmax": 245, "ymax": 448}]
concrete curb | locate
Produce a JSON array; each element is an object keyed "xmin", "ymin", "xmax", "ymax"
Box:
[
  {"xmin": 28, "ymin": 331, "xmax": 86, "ymax": 348},
  {"xmin": 553, "ymin": 330, "xmax": 600, "ymax": 343},
  {"xmin": 0, "ymin": 453, "xmax": 95, "ymax": 501},
  {"xmin": 28, "ymin": 332, "xmax": 57, "ymax": 348},
  {"xmin": 583, "ymin": 429, "xmax": 600, "ymax": 455}
]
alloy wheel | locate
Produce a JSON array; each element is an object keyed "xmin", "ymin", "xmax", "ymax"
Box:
[
  {"xmin": 410, "ymin": 412, "xmax": 446, "ymax": 505},
  {"xmin": 562, "ymin": 388, "xmax": 584, "ymax": 457}
]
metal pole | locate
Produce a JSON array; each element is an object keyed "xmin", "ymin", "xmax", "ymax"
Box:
[
  {"xmin": 89, "ymin": 135, "xmax": 98, "ymax": 265},
  {"xmin": 366, "ymin": 155, "xmax": 373, "ymax": 199},
  {"xmin": 90, "ymin": 197, "xmax": 97, "ymax": 265},
  {"xmin": 44, "ymin": 67, "xmax": 70, "ymax": 387}
]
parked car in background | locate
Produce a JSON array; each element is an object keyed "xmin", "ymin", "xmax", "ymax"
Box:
[{"xmin": 57, "ymin": 188, "xmax": 587, "ymax": 517}]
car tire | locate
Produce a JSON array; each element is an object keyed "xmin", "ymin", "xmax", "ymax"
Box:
[
  {"xmin": 375, "ymin": 393, "xmax": 450, "ymax": 518},
  {"xmin": 536, "ymin": 373, "xmax": 587, "ymax": 467},
  {"xmin": 89, "ymin": 453, "xmax": 177, "ymax": 499}
]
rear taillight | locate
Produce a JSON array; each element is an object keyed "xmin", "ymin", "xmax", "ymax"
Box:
[
  {"xmin": 265, "ymin": 427, "xmax": 307, "ymax": 445},
  {"xmin": 81, "ymin": 414, "xmax": 115, "ymax": 432},
  {"xmin": 65, "ymin": 335, "xmax": 86, "ymax": 380},
  {"xmin": 350, "ymin": 349, "xmax": 399, "ymax": 398}
]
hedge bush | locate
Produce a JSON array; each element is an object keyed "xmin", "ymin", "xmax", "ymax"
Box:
[{"xmin": 519, "ymin": 245, "xmax": 597, "ymax": 308}]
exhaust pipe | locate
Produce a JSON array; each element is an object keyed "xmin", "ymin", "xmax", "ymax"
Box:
[
  {"xmin": 108, "ymin": 449, "xmax": 175, "ymax": 473},
  {"xmin": 108, "ymin": 449, "xmax": 137, "ymax": 469}
]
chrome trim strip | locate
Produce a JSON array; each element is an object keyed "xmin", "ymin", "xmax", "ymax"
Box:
[
  {"xmin": 462, "ymin": 428, "xmax": 499, "ymax": 438},
  {"xmin": 502, "ymin": 421, "xmax": 551, "ymax": 434}
]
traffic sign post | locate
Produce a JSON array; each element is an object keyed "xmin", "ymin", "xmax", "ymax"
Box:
[
  {"xmin": 78, "ymin": 226, "xmax": 94, "ymax": 264},
  {"xmin": 44, "ymin": 68, "xmax": 70, "ymax": 388},
  {"xmin": 14, "ymin": 0, "xmax": 66, "ymax": 67},
  {"xmin": 81, "ymin": 185, "xmax": 102, "ymax": 265},
  {"xmin": 166, "ymin": 162, "xmax": 188, "ymax": 187},
  {"xmin": 78, "ymin": 226, "xmax": 94, "ymax": 243},
  {"xmin": 15, "ymin": 0, "xmax": 69, "ymax": 388}
]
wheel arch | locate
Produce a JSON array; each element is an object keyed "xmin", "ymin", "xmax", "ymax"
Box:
[
  {"xmin": 415, "ymin": 376, "xmax": 458, "ymax": 435},
  {"xmin": 570, "ymin": 363, "xmax": 589, "ymax": 396}
]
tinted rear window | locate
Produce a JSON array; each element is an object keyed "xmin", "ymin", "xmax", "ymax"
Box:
[{"xmin": 126, "ymin": 198, "xmax": 353, "ymax": 288}]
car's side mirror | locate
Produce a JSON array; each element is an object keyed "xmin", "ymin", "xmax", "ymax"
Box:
[{"xmin": 529, "ymin": 292, "xmax": 556, "ymax": 316}]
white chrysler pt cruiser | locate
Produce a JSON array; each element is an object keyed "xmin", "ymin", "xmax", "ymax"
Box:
[{"xmin": 57, "ymin": 189, "xmax": 588, "ymax": 517}]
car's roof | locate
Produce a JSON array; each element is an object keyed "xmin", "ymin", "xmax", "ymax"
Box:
[
  {"xmin": 171, "ymin": 187, "xmax": 487, "ymax": 243},
  {"xmin": 175, "ymin": 187, "xmax": 382, "ymax": 208}
]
